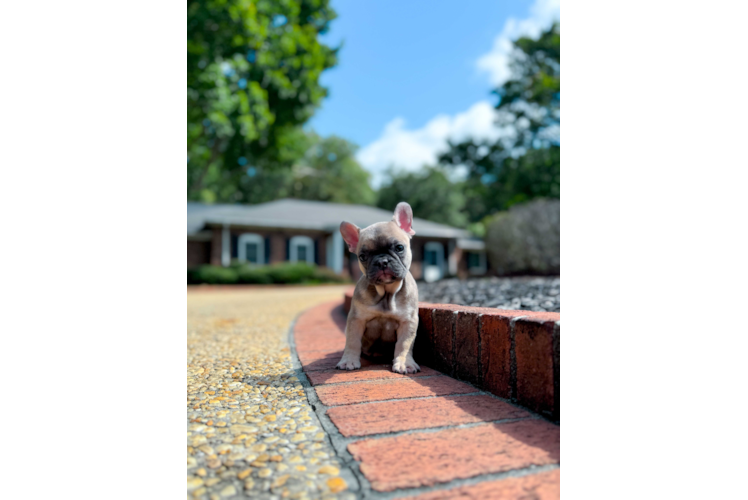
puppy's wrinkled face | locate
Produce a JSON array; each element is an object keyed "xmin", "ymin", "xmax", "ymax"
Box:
[
  {"xmin": 340, "ymin": 202, "xmax": 416, "ymax": 285},
  {"xmin": 357, "ymin": 223, "xmax": 412, "ymax": 285}
]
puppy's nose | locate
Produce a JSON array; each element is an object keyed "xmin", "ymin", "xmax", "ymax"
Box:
[{"xmin": 379, "ymin": 259, "xmax": 389, "ymax": 269}]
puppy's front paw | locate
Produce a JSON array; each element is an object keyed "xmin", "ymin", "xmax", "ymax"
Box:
[
  {"xmin": 392, "ymin": 358, "xmax": 420, "ymax": 374},
  {"xmin": 336, "ymin": 356, "xmax": 361, "ymax": 371}
]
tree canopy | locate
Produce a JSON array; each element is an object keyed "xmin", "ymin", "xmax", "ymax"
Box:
[
  {"xmin": 439, "ymin": 23, "xmax": 560, "ymax": 222},
  {"xmin": 376, "ymin": 166, "xmax": 468, "ymax": 228},
  {"xmin": 289, "ymin": 133, "xmax": 376, "ymax": 205},
  {"xmin": 187, "ymin": 0, "xmax": 339, "ymax": 202},
  {"xmin": 187, "ymin": 5, "xmax": 559, "ymax": 234},
  {"xmin": 231, "ymin": 131, "xmax": 375, "ymax": 205}
]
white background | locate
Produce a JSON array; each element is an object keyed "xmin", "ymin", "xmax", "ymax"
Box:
[{"xmin": 561, "ymin": 0, "xmax": 748, "ymax": 355}]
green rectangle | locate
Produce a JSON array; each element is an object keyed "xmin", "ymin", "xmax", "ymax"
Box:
[{"xmin": 561, "ymin": 426, "xmax": 748, "ymax": 500}]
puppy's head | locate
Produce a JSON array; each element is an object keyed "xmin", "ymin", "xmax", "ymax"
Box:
[{"xmin": 340, "ymin": 202, "xmax": 416, "ymax": 285}]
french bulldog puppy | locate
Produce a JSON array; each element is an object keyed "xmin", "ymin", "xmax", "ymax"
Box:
[{"xmin": 336, "ymin": 202, "xmax": 420, "ymax": 374}]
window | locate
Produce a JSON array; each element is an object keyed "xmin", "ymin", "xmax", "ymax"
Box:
[
  {"xmin": 289, "ymin": 236, "xmax": 315, "ymax": 264},
  {"xmin": 467, "ymin": 252, "xmax": 481, "ymax": 268},
  {"xmin": 424, "ymin": 249, "xmax": 438, "ymax": 266},
  {"xmin": 423, "ymin": 242, "xmax": 445, "ymax": 282},
  {"xmin": 246, "ymin": 243, "xmax": 258, "ymax": 263},
  {"xmin": 237, "ymin": 233, "xmax": 265, "ymax": 264},
  {"xmin": 467, "ymin": 251, "xmax": 487, "ymax": 275}
]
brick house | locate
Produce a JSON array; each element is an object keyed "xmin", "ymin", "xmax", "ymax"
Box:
[{"xmin": 187, "ymin": 199, "xmax": 487, "ymax": 281}]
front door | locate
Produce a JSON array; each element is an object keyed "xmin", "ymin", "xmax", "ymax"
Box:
[{"xmin": 423, "ymin": 242, "xmax": 444, "ymax": 282}]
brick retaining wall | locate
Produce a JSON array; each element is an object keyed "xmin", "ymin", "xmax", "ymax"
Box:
[
  {"xmin": 293, "ymin": 299, "xmax": 560, "ymax": 498},
  {"xmin": 343, "ymin": 290, "xmax": 560, "ymax": 422}
]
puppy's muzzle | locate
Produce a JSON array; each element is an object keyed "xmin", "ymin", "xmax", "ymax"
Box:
[{"xmin": 369, "ymin": 255, "xmax": 404, "ymax": 283}]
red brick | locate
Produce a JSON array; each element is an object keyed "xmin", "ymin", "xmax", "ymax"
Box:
[
  {"xmin": 431, "ymin": 309, "xmax": 457, "ymax": 375},
  {"xmin": 435, "ymin": 303, "xmax": 471, "ymax": 310},
  {"xmin": 454, "ymin": 312, "xmax": 481, "ymax": 385},
  {"xmin": 296, "ymin": 320, "xmax": 346, "ymax": 333},
  {"xmin": 419, "ymin": 303, "xmax": 557, "ymax": 320},
  {"xmin": 405, "ymin": 469, "xmax": 560, "ymax": 500},
  {"xmin": 294, "ymin": 323, "xmax": 344, "ymax": 333},
  {"xmin": 295, "ymin": 320, "xmax": 343, "ymax": 332},
  {"xmin": 298, "ymin": 350, "xmax": 342, "ymax": 370},
  {"xmin": 552, "ymin": 322, "xmax": 559, "ymax": 422},
  {"xmin": 413, "ymin": 305, "xmax": 435, "ymax": 367},
  {"xmin": 294, "ymin": 336, "xmax": 346, "ymax": 353},
  {"xmin": 327, "ymin": 394, "xmax": 530, "ymax": 437},
  {"xmin": 307, "ymin": 365, "xmax": 440, "ymax": 386},
  {"xmin": 297, "ymin": 346, "xmax": 342, "ymax": 360},
  {"xmin": 296, "ymin": 313, "xmax": 335, "ymax": 324},
  {"xmin": 298, "ymin": 351, "xmax": 377, "ymax": 372},
  {"xmin": 315, "ymin": 376, "xmax": 475, "ymax": 406},
  {"xmin": 417, "ymin": 301, "xmax": 439, "ymax": 308},
  {"xmin": 348, "ymin": 420, "xmax": 559, "ymax": 492},
  {"xmin": 416, "ymin": 304, "xmax": 550, "ymax": 373},
  {"xmin": 514, "ymin": 316, "xmax": 556, "ymax": 417},
  {"xmin": 480, "ymin": 312, "xmax": 527, "ymax": 399},
  {"xmin": 294, "ymin": 329, "xmax": 344, "ymax": 344}
]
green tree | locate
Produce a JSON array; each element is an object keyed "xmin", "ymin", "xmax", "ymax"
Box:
[
  {"xmin": 377, "ymin": 166, "xmax": 468, "ymax": 228},
  {"xmin": 227, "ymin": 131, "xmax": 375, "ymax": 206},
  {"xmin": 440, "ymin": 23, "xmax": 560, "ymax": 222},
  {"xmin": 188, "ymin": 0, "xmax": 338, "ymax": 202},
  {"xmin": 289, "ymin": 133, "xmax": 376, "ymax": 205}
]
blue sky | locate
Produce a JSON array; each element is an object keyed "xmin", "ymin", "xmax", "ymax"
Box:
[{"xmin": 307, "ymin": 0, "xmax": 559, "ymax": 186}]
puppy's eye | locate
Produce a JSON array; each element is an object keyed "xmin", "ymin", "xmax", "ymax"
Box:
[
  {"xmin": 359, "ymin": 254, "xmax": 367, "ymax": 262},
  {"xmin": 395, "ymin": 244, "xmax": 405, "ymax": 252}
]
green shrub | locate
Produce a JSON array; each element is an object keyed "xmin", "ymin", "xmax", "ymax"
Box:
[
  {"xmin": 236, "ymin": 266, "xmax": 273, "ymax": 284},
  {"xmin": 189, "ymin": 262, "xmax": 350, "ymax": 285},
  {"xmin": 311, "ymin": 266, "xmax": 349, "ymax": 284},
  {"xmin": 190, "ymin": 265, "xmax": 239, "ymax": 284},
  {"xmin": 485, "ymin": 198, "xmax": 560, "ymax": 275},
  {"xmin": 265, "ymin": 262, "xmax": 318, "ymax": 284}
]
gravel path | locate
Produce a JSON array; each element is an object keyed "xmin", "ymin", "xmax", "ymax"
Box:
[
  {"xmin": 187, "ymin": 287, "xmax": 355, "ymax": 500},
  {"xmin": 417, "ymin": 276, "xmax": 561, "ymax": 313}
]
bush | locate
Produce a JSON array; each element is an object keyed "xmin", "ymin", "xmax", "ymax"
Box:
[
  {"xmin": 189, "ymin": 262, "xmax": 350, "ymax": 285},
  {"xmin": 189, "ymin": 265, "xmax": 239, "ymax": 284},
  {"xmin": 265, "ymin": 262, "xmax": 318, "ymax": 284},
  {"xmin": 485, "ymin": 198, "xmax": 560, "ymax": 275},
  {"xmin": 236, "ymin": 266, "xmax": 273, "ymax": 284},
  {"xmin": 310, "ymin": 266, "xmax": 349, "ymax": 284}
]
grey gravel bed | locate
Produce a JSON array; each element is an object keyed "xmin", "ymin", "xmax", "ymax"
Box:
[{"xmin": 417, "ymin": 276, "xmax": 560, "ymax": 313}]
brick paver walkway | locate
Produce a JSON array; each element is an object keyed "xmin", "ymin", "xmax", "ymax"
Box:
[{"xmin": 293, "ymin": 300, "xmax": 560, "ymax": 499}]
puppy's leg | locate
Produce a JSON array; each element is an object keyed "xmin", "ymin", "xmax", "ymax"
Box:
[
  {"xmin": 392, "ymin": 317, "xmax": 420, "ymax": 374},
  {"xmin": 336, "ymin": 315, "xmax": 365, "ymax": 370}
]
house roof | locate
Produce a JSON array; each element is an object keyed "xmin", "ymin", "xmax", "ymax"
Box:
[
  {"xmin": 188, "ymin": 199, "xmax": 472, "ymax": 239},
  {"xmin": 457, "ymin": 238, "xmax": 486, "ymax": 251}
]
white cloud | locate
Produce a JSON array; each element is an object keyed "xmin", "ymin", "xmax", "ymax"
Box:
[
  {"xmin": 476, "ymin": 0, "xmax": 559, "ymax": 86},
  {"xmin": 356, "ymin": 101, "xmax": 504, "ymax": 187},
  {"xmin": 357, "ymin": 0, "xmax": 559, "ymax": 187}
]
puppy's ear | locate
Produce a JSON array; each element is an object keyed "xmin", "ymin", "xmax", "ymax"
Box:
[
  {"xmin": 340, "ymin": 221, "xmax": 361, "ymax": 253},
  {"xmin": 393, "ymin": 202, "xmax": 416, "ymax": 236}
]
